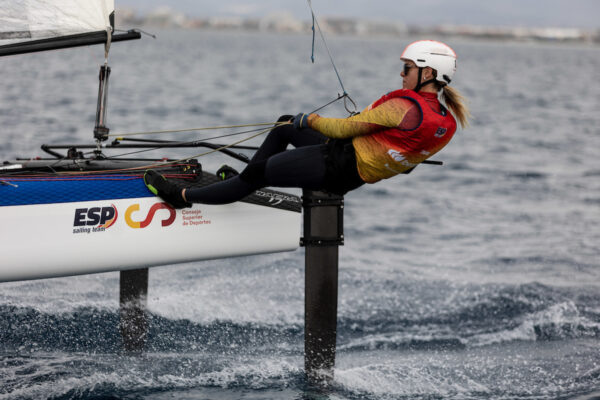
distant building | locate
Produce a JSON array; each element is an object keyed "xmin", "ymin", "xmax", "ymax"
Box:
[
  {"xmin": 358, "ymin": 20, "xmax": 408, "ymax": 36},
  {"xmin": 144, "ymin": 7, "xmax": 187, "ymax": 28},
  {"xmin": 207, "ymin": 16, "xmax": 245, "ymax": 30},
  {"xmin": 115, "ymin": 7, "xmax": 143, "ymax": 28},
  {"xmin": 258, "ymin": 12, "xmax": 306, "ymax": 33}
]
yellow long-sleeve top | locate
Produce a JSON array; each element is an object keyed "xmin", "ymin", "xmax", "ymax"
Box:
[{"xmin": 307, "ymin": 90, "xmax": 456, "ymax": 183}]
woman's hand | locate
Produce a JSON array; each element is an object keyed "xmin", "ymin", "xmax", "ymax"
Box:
[{"xmin": 293, "ymin": 113, "xmax": 310, "ymax": 130}]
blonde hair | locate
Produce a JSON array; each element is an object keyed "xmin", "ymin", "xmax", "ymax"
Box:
[{"xmin": 440, "ymin": 85, "xmax": 470, "ymax": 128}]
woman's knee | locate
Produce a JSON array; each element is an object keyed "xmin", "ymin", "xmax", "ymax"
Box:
[
  {"xmin": 240, "ymin": 159, "xmax": 268, "ymax": 186},
  {"xmin": 277, "ymin": 114, "xmax": 294, "ymax": 123},
  {"xmin": 266, "ymin": 120, "xmax": 296, "ymax": 142}
]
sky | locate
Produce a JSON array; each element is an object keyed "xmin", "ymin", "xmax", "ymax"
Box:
[{"xmin": 116, "ymin": 0, "xmax": 600, "ymax": 29}]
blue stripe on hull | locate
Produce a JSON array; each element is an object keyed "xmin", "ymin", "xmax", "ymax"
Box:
[{"xmin": 0, "ymin": 176, "xmax": 154, "ymax": 206}]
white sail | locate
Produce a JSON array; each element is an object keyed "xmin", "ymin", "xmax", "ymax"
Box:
[{"xmin": 0, "ymin": 0, "xmax": 114, "ymax": 46}]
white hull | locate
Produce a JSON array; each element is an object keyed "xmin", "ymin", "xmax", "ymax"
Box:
[{"xmin": 0, "ymin": 197, "xmax": 300, "ymax": 282}]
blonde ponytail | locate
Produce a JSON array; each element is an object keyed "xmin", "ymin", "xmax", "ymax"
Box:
[{"xmin": 440, "ymin": 85, "xmax": 470, "ymax": 128}]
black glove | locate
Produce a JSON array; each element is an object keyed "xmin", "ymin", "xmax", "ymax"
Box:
[
  {"xmin": 143, "ymin": 170, "xmax": 191, "ymax": 209},
  {"xmin": 293, "ymin": 113, "xmax": 310, "ymax": 130}
]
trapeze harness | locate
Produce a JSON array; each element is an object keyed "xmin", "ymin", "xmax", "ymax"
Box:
[{"xmin": 184, "ymin": 90, "xmax": 456, "ymax": 204}]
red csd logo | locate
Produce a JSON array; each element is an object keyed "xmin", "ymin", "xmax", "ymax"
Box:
[{"xmin": 125, "ymin": 202, "xmax": 176, "ymax": 229}]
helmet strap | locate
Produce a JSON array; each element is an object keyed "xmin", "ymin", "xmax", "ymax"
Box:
[
  {"xmin": 414, "ymin": 67, "xmax": 439, "ymax": 92},
  {"xmin": 414, "ymin": 68, "xmax": 424, "ymax": 92}
]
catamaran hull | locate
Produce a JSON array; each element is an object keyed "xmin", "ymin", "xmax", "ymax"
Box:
[{"xmin": 0, "ymin": 197, "xmax": 300, "ymax": 282}]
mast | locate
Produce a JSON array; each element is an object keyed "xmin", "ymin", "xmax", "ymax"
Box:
[
  {"xmin": 94, "ymin": 26, "xmax": 113, "ymax": 144},
  {"xmin": 94, "ymin": 63, "xmax": 111, "ymax": 142}
]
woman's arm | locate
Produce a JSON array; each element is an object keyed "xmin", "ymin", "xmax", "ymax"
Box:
[{"xmin": 307, "ymin": 97, "xmax": 417, "ymax": 139}]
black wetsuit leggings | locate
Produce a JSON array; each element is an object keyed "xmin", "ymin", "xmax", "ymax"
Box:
[{"xmin": 185, "ymin": 117, "xmax": 364, "ymax": 204}]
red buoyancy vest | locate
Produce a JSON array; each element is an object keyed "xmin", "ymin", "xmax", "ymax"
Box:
[{"xmin": 352, "ymin": 89, "xmax": 457, "ymax": 183}]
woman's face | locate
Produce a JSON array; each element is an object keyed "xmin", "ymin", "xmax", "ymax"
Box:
[{"xmin": 401, "ymin": 60, "xmax": 419, "ymax": 90}]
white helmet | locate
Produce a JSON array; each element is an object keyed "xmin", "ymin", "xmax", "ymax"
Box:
[{"xmin": 401, "ymin": 40, "xmax": 457, "ymax": 85}]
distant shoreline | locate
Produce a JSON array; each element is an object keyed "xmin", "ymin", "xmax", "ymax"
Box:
[{"xmin": 115, "ymin": 8, "xmax": 600, "ymax": 45}]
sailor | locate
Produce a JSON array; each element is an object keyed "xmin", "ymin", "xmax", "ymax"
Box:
[{"xmin": 144, "ymin": 40, "xmax": 470, "ymax": 208}]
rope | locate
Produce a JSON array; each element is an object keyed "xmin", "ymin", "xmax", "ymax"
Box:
[
  {"xmin": 310, "ymin": 93, "xmax": 347, "ymax": 114},
  {"xmin": 306, "ymin": 0, "xmax": 358, "ymax": 116},
  {"xmin": 168, "ymin": 126, "xmax": 273, "ymax": 163},
  {"xmin": 310, "ymin": 10, "xmax": 316, "ymax": 63},
  {"xmin": 107, "ymin": 126, "xmax": 269, "ymax": 159},
  {"xmin": 307, "ymin": 0, "xmax": 346, "ymax": 95},
  {"xmin": 104, "ymin": 26, "xmax": 112, "ymax": 62},
  {"xmin": 56, "ymin": 124, "xmax": 286, "ymax": 175},
  {"xmin": 108, "ymin": 121, "xmax": 286, "ymax": 138}
]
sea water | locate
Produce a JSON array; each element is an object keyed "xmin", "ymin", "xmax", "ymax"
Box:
[{"xmin": 0, "ymin": 30, "xmax": 599, "ymax": 399}]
